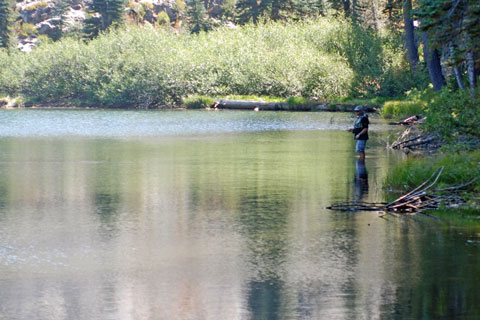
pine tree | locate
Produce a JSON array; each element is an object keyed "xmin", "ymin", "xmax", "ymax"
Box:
[
  {"xmin": 0, "ymin": 0, "xmax": 13, "ymax": 48},
  {"xmin": 416, "ymin": 0, "xmax": 480, "ymax": 92},
  {"xmin": 84, "ymin": 0, "xmax": 126, "ymax": 38},
  {"xmin": 186, "ymin": 0, "xmax": 209, "ymax": 33},
  {"xmin": 235, "ymin": 0, "xmax": 298, "ymax": 24},
  {"xmin": 295, "ymin": 0, "xmax": 331, "ymax": 17},
  {"xmin": 235, "ymin": 0, "xmax": 264, "ymax": 24}
]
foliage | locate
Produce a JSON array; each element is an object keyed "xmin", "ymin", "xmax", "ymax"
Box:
[
  {"xmin": 84, "ymin": 0, "xmax": 127, "ymax": 38},
  {"xmin": 422, "ymin": 88, "xmax": 480, "ymax": 145},
  {"xmin": 0, "ymin": 0, "xmax": 13, "ymax": 48},
  {"xmin": 331, "ymin": 96, "xmax": 396, "ymax": 108},
  {"xmin": 380, "ymin": 100, "xmax": 424, "ymax": 119},
  {"xmin": 415, "ymin": 0, "xmax": 480, "ymax": 94},
  {"xmin": 126, "ymin": 1, "xmax": 146, "ymax": 23},
  {"xmin": 157, "ymin": 11, "xmax": 170, "ymax": 25},
  {"xmin": 18, "ymin": 23, "xmax": 38, "ymax": 38},
  {"xmin": 285, "ymin": 96, "xmax": 315, "ymax": 106},
  {"xmin": 219, "ymin": 95, "xmax": 284, "ymax": 102},
  {"xmin": 186, "ymin": 0, "xmax": 209, "ymax": 33},
  {"xmin": 313, "ymin": 19, "xmax": 423, "ymax": 97},
  {"xmin": 184, "ymin": 95, "xmax": 214, "ymax": 108},
  {"xmin": 0, "ymin": 19, "xmax": 418, "ymax": 107},
  {"xmin": 219, "ymin": 0, "xmax": 236, "ymax": 21},
  {"xmin": 295, "ymin": 0, "xmax": 331, "ymax": 18},
  {"xmin": 384, "ymin": 150, "xmax": 480, "ymax": 206},
  {"xmin": 415, "ymin": 0, "xmax": 480, "ymax": 60},
  {"xmin": 235, "ymin": 0, "xmax": 264, "ymax": 24},
  {"xmin": 24, "ymin": 1, "xmax": 48, "ymax": 11}
]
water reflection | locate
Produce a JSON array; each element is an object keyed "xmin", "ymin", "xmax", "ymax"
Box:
[
  {"xmin": 0, "ymin": 111, "xmax": 479, "ymax": 319},
  {"xmin": 353, "ymin": 160, "xmax": 369, "ymax": 201},
  {"xmin": 247, "ymin": 280, "xmax": 284, "ymax": 320}
]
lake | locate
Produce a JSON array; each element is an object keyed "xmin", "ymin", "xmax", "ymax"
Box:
[{"xmin": 0, "ymin": 109, "xmax": 479, "ymax": 319}]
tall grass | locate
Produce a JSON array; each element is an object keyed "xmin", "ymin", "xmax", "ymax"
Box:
[
  {"xmin": 0, "ymin": 19, "xmax": 415, "ymax": 108},
  {"xmin": 384, "ymin": 150, "xmax": 480, "ymax": 206},
  {"xmin": 380, "ymin": 100, "xmax": 425, "ymax": 119}
]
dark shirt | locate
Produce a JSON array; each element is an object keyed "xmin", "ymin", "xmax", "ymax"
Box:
[{"xmin": 352, "ymin": 115, "xmax": 369, "ymax": 140}]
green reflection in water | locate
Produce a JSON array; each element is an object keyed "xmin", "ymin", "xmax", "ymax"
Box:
[{"xmin": 0, "ymin": 126, "xmax": 479, "ymax": 319}]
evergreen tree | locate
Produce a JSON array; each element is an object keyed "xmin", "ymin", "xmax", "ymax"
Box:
[
  {"xmin": 327, "ymin": 0, "xmax": 352, "ymax": 17},
  {"xmin": 416, "ymin": 0, "xmax": 480, "ymax": 92},
  {"xmin": 235, "ymin": 0, "xmax": 265, "ymax": 24},
  {"xmin": 295, "ymin": 0, "xmax": 331, "ymax": 17},
  {"xmin": 220, "ymin": 0, "xmax": 236, "ymax": 21},
  {"xmin": 84, "ymin": 0, "xmax": 126, "ymax": 38},
  {"xmin": 383, "ymin": 0, "xmax": 402, "ymax": 26},
  {"xmin": 235, "ymin": 0, "xmax": 296, "ymax": 24},
  {"xmin": 267, "ymin": 0, "xmax": 296, "ymax": 21},
  {"xmin": 0, "ymin": 0, "xmax": 13, "ymax": 48},
  {"xmin": 186, "ymin": 0, "xmax": 209, "ymax": 33}
]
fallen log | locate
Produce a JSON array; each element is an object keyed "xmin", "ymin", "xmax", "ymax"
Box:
[
  {"xmin": 391, "ymin": 134, "xmax": 424, "ymax": 149},
  {"xmin": 213, "ymin": 99, "xmax": 377, "ymax": 112},
  {"xmin": 214, "ymin": 99, "xmax": 291, "ymax": 111}
]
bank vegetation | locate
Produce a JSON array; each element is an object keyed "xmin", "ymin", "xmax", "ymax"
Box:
[{"xmin": 0, "ymin": 19, "xmax": 417, "ymax": 108}]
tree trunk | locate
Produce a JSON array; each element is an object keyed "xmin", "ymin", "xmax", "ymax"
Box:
[
  {"xmin": 466, "ymin": 51, "xmax": 476, "ymax": 97},
  {"xmin": 403, "ymin": 0, "xmax": 419, "ymax": 72},
  {"xmin": 351, "ymin": 0, "xmax": 358, "ymax": 22},
  {"xmin": 343, "ymin": 0, "xmax": 351, "ymax": 17},
  {"xmin": 371, "ymin": 2, "xmax": 379, "ymax": 32},
  {"xmin": 450, "ymin": 42, "xmax": 465, "ymax": 89},
  {"xmin": 423, "ymin": 33, "xmax": 446, "ymax": 91}
]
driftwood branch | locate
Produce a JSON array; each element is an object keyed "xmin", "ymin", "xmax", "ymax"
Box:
[
  {"xmin": 435, "ymin": 176, "xmax": 480, "ymax": 191},
  {"xmin": 327, "ymin": 167, "xmax": 476, "ymax": 215},
  {"xmin": 391, "ymin": 134, "xmax": 423, "ymax": 149}
]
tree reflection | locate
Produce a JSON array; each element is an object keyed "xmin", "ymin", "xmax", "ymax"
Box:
[
  {"xmin": 236, "ymin": 176, "xmax": 291, "ymax": 318},
  {"xmin": 247, "ymin": 280, "xmax": 285, "ymax": 320}
]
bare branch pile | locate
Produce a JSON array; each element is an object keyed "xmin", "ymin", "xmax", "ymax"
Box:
[{"xmin": 327, "ymin": 167, "xmax": 477, "ymax": 215}]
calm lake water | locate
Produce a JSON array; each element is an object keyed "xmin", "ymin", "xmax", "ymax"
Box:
[{"xmin": 0, "ymin": 109, "xmax": 479, "ymax": 320}]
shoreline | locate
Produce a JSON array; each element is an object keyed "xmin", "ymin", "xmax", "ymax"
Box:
[{"xmin": 0, "ymin": 97, "xmax": 380, "ymax": 113}]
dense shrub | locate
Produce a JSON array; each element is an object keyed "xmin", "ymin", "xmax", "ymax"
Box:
[
  {"xmin": 0, "ymin": 19, "xmax": 416, "ymax": 108},
  {"xmin": 184, "ymin": 95, "xmax": 214, "ymax": 108},
  {"xmin": 380, "ymin": 100, "xmax": 424, "ymax": 119},
  {"xmin": 422, "ymin": 88, "xmax": 480, "ymax": 143}
]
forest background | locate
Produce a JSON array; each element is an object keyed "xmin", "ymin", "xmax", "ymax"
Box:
[{"xmin": 0, "ymin": 0, "xmax": 478, "ymax": 109}]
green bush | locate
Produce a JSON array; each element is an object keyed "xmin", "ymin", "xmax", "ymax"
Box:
[
  {"xmin": 19, "ymin": 23, "xmax": 38, "ymax": 38},
  {"xmin": 157, "ymin": 11, "xmax": 170, "ymax": 25},
  {"xmin": 0, "ymin": 19, "xmax": 417, "ymax": 108},
  {"xmin": 184, "ymin": 95, "xmax": 214, "ymax": 109},
  {"xmin": 219, "ymin": 95, "xmax": 283, "ymax": 102},
  {"xmin": 380, "ymin": 100, "xmax": 424, "ymax": 119},
  {"xmin": 422, "ymin": 88, "xmax": 480, "ymax": 143}
]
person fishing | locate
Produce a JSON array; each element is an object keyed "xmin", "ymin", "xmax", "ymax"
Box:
[{"xmin": 348, "ymin": 106, "xmax": 369, "ymax": 161}]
